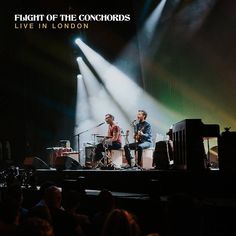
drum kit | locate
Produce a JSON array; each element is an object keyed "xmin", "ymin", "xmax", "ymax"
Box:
[
  {"xmin": 84, "ymin": 134, "xmax": 113, "ymax": 169},
  {"xmin": 84, "ymin": 133, "xmax": 127, "ymax": 169}
]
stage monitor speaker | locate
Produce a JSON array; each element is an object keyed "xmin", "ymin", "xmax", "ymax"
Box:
[
  {"xmin": 23, "ymin": 157, "xmax": 50, "ymax": 169},
  {"xmin": 54, "ymin": 156, "xmax": 82, "ymax": 170},
  {"xmin": 218, "ymin": 129, "xmax": 236, "ymax": 171},
  {"xmin": 153, "ymin": 141, "xmax": 172, "ymax": 170}
]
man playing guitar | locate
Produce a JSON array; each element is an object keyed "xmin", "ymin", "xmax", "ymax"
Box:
[{"xmin": 124, "ymin": 110, "xmax": 152, "ymax": 167}]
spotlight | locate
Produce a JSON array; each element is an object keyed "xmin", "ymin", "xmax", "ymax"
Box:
[
  {"xmin": 77, "ymin": 74, "xmax": 83, "ymax": 80},
  {"xmin": 75, "ymin": 38, "xmax": 82, "ymax": 46},
  {"xmin": 76, "ymin": 57, "xmax": 83, "ymax": 63}
]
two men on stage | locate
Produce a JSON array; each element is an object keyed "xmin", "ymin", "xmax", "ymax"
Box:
[{"xmin": 95, "ymin": 110, "xmax": 152, "ymax": 168}]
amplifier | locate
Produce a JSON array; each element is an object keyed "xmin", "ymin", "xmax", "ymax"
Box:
[
  {"xmin": 218, "ymin": 130, "xmax": 236, "ymax": 171},
  {"xmin": 85, "ymin": 146, "xmax": 95, "ymax": 163}
]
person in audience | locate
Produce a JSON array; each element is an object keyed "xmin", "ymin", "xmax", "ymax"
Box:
[
  {"xmin": 35, "ymin": 181, "xmax": 56, "ymax": 207},
  {"xmin": 165, "ymin": 192, "xmax": 201, "ymax": 236},
  {"xmin": 0, "ymin": 199, "xmax": 19, "ymax": 236},
  {"xmin": 2, "ymin": 183, "xmax": 28, "ymax": 224},
  {"xmin": 63, "ymin": 189, "xmax": 91, "ymax": 236},
  {"xmin": 16, "ymin": 217, "xmax": 54, "ymax": 236},
  {"xmin": 44, "ymin": 186, "xmax": 62, "ymax": 209},
  {"xmin": 27, "ymin": 204, "xmax": 52, "ymax": 224},
  {"xmin": 27, "ymin": 182, "xmax": 57, "ymax": 223},
  {"xmin": 102, "ymin": 208, "xmax": 142, "ymax": 236},
  {"xmin": 92, "ymin": 189, "xmax": 116, "ymax": 235},
  {"xmin": 44, "ymin": 185, "xmax": 85, "ymax": 236}
]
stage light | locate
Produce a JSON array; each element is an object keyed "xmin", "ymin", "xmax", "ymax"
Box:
[
  {"xmin": 141, "ymin": 0, "xmax": 167, "ymax": 45},
  {"xmin": 76, "ymin": 57, "xmax": 83, "ymax": 63},
  {"xmin": 138, "ymin": 0, "xmax": 153, "ymax": 24},
  {"xmin": 75, "ymin": 38, "xmax": 82, "ymax": 45},
  {"xmin": 77, "ymin": 74, "xmax": 82, "ymax": 79}
]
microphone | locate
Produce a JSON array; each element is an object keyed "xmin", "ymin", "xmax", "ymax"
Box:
[
  {"xmin": 130, "ymin": 119, "xmax": 137, "ymax": 125},
  {"xmin": 97, "ymin": 122, "xmax": 105, "ymax": 127}
]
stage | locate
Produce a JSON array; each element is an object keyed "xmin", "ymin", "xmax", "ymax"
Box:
[{"xmin": 25, "ymin": 167, "xmax": 236, "ymax": 199}]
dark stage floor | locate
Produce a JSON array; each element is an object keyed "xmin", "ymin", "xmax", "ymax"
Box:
[{"xmin": 25, "ymin": 167, "xmax": 236, "ymax": 200}]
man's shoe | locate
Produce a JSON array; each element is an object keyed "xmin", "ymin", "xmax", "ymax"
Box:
[{"xmin": 123, "ymin": 164, "xmax": 131, "ymax": 169}]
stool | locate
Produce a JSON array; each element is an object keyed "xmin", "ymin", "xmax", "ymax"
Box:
[
  {"xmin": 110, "ymin": 149, "xmax": 123, "ymax": 168},
  {"xmin": 142, "ymin": 148, "xmax": 154, "ymax": 169}
]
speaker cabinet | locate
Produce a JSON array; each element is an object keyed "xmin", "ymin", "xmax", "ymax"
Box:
[
  {"xmin": 153, "ymin": 141, "xmax": 172, "ymax": 170},
  {"xmin": 23, "ymin": 157, "xmax": 50, "ymax": 169},
  {"xmin": 218, "ymin": 130, "xmax": 236, "ymax": 171},
  {"xmin": 54, "ymin": 156, "xmax": 82, "ymax": 170}
]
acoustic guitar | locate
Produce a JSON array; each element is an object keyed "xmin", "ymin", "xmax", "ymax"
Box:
[{"xmin": 134, "ymin": 126, "xmax": 144, "ymax": 142}]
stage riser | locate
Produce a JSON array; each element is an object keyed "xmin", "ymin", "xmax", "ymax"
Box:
[{"xmin": 33, "ymin": 170, "xmax": 236, "ymax": 197}]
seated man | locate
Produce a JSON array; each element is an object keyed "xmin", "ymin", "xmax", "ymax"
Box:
[
  {"xmin": 124, "ymin": 110, "xmax": 152, "ymax": 167},
  {"xmin": 94, "ymin": 114, "xmax": 122, "ymax": 165}
]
